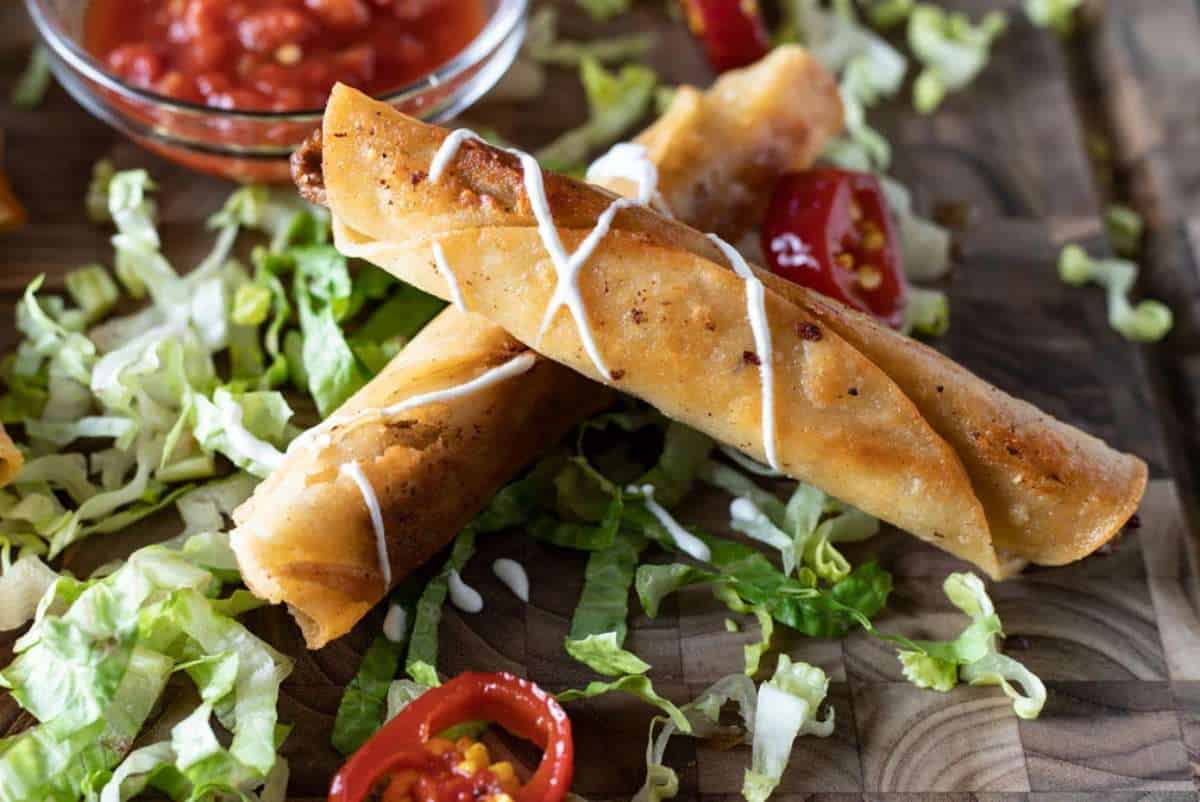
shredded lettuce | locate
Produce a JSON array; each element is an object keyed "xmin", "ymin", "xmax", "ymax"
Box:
[
  {"xmin": 536, "ymin": 58, "xmax": 658, "ymax": 173},
  {"xmin": 332, "ymin": 633, "xmax": 406, "ymax": 755},
  {"xmin": 0, "ymin": 536, "xmax": 292, "ymax": 802},
  {"xmin": 909, "ymin": 6, "xmax": 1007, "ymax": 114},
  {"xmin": 0, "ymin": 553, "xmax": 58, "ymax": 632},
  {"xmin": 559, "ymin": 675, "xmax": 690, "ymax": 733},
  {"xmin": 564, "ymin": 532, "xmax": 649, "ymax": 676},
  {"xmin": 64, "ymin": 265, "xmax": 119, "ymax": 325},
  {"xmin": 292, "ymin": 247, "xmax": 369, "ymax": 417},
  {"xmin": 902, "ymin": 286, "xmax": 951, "ymax": 337},
  {"xmin": 743, "ymin": 657, "xmax": 834, "ymax": 802},
  {"xmin": 1024, "ymin": 0, "xmax": 1082, "ymax": 36},
  {"xmin": 864, "ymin": 0, "xmax": 914, "ymax": 27},
  {"xmin": 708, "ymin": 462, "xmax": 877, "ymax": 584},
  {"xmin": 11, "ymin": 46, "xmax": 53, "ymax": 110},
  {"xmin": 191, "ymin": 388, "xmax": 292, "ymax": 478},
  {"xmin": 631, "ymin": 673, "xmax": 757, "ymax": 802},
  {"xmin": 886, "ymin": 572, "xmax": 1046, "ymax": 719},
  {"xmin": 526, "ymin": 6, "xmax": 653, "ymax": 67},
  {"xmin": 1105, "ymin": 203, "xmax": 1144, "ymax": 257},
  {"xmin": 405, "ymin": 528, "xmax": 478, "ymax": 683},
  {"xmin": 575, "ymin": 0, "xmax": 631, "ymax": 22},
  {"xmin": 1058, "ymin": 244, "xmax": 1173, "ymax": 342}
]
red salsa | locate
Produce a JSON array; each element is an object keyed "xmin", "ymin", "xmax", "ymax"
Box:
[{"xmin": 84, "ymin": 0, "xmax": 487, "ymax": 111}]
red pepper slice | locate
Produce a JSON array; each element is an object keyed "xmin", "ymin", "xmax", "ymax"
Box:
[
  {"xmin": 681, "ymin": 0, "xmax": 770, "ymax": 73},
  {"xmin": 761, "ymin": 168, "xmax": 909, "ymax": 328},
  {"xmin": 329, "ymin": 672, "xmax": 574, "ymax": 802}
]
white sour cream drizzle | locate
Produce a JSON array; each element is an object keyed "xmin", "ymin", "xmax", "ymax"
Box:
[
  {"xmin": 706, "ymin": 233, "xmax": 780, "ymax": 471},
  {"xmin": 586, "ymin": 142, "xmax": 658, "ymax": 206},
  {"xmin": 448, "ymin": 569, "xmax": 484, "ymax": 614},
  {"xmin": 288, "ymin": 353, "xmax": 537, "ymax": 455},
  {"xmin": 382, "ymin": 603, "xmax": 408, "ymax": 642},
  {"xmin": 218, "ymin": 400, "xmax": 286, "ymax": 473},
  {"xmin": 340, "ymin": 461, "xmax": 391, "ymax": 588},
  {"xmin": 432, "ymin": 241, "xmax": 469, "ymax": 311},
  {"xmin": 492, "ymin": 558, "xmax": 530, "ymax": 602},
  {"xmin": 428, "ymin": 130, "xmax": 662, "ymax": 382},
  {"xmin": 628, "ymin": 484, "xmax": 711, "ymax": 562},
  {"xmin": 718, "ymin": 443, "xmax": 784, "ymax": 478},
  {"xmin": 379, "ymin": 351, "xmax": 536, "ymax": 417}
]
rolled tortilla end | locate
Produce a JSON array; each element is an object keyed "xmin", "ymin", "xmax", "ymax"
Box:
[{"xmin": 231, "ymin": 308, "xmax": 612, "ymax": 648}]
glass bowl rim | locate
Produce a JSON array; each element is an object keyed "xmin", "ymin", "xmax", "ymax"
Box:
[{"xmin": 22, "ymin": 0, "xmax": 529, "ymax": 122}]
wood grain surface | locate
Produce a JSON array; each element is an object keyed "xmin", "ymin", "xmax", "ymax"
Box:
[{"xmin": 2, "ymin": 0, "xmax": 1200, "ymax": 800}]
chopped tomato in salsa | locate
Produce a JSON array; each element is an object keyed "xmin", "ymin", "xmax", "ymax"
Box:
[{"xmin": 84, "ymin": 0, "xmax": 486, "ymax": 111}]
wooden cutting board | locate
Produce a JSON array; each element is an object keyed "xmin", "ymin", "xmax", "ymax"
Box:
[{"xmin": 3, "ymin": 0, "xmax": 1199, "ymax": 799}]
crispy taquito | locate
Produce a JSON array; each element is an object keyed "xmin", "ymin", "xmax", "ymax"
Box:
[
  {"xmin": 234, "ymin": 47, "xmax": 841, "ymax": 647},
  {"xmin": 318, "ymin": 79, "xmax": 1146, "ymax": 582},
  {"xmin": 0, "ymin": 423, "xmax": 22, "ymax": 487}
]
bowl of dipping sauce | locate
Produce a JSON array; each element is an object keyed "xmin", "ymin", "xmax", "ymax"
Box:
[{"xmin": 24, "ymin": 0, "xmax": 527, "ymax": 181}]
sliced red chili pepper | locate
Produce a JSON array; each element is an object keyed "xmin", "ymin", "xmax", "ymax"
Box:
[
  {"xmin": 329, "ymin": 672, "xmax": 574, "ymax": 802},
  {"xmin": 761, "ymin": 168, "xmax": 909, "ymax": 329},
  {"xmin": 681, "ymin": 0, "xmax": 770, "ymax": 73}
]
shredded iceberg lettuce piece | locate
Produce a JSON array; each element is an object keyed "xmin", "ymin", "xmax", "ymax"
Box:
[
  {"xmin": 10, "ymin": 46, "xmax": 52, "ymax": 110},
  {"xmin": 1058, "ymin": 244, "xmax": 1172, "ymax": 342},
  {"xmin": 575, "ymin": 0, "xmax": 631, "ymax": 22},
  {"xmin": 902, "ymin": 286, "xmax": 951, "ymax": 337},
  {"xmin": 332, "ymin": 631, "xmax": 407, "ymax": 755},
  {"xmin": 64, "ymin": 265, "xmax": 120, "ymax": 324},
  {"xmin": 1105, "ymin": 203, "xmax": 1144, "ymax": 258},
  {"xmin": 743, "ymin": 657, "xmax": 834, "ymax": 802},
  {"xmin": 564, "ymin": 532, "xmax": 649, "ymax": 676},
  {"xmin": 0, "ymin": 537, "xmax": 292, "ymax": 802},
  {"xmin": 869, "ymin": 572, "xmax": 1046, "ymax": 719},
  {"xmin": 536, "ymin": 58, "xmax": 658, "ymax": 172},
  {"xmin": 0, "ymin": 553, "xmax": 58, "ymax": 632},
  {"xmin": 559, "ymin": 675, "xmax": 691, "ymax": 733},
  {"xmin": 1024, "ymin": 0, "xmax": 1082, "ymax": 36},
  {"xmin": 909, "ymin": 5, "xmax": 1007, "ymax": 113}
]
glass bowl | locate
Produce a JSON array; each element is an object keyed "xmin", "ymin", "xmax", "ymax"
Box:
[{"xmin": 23, "ymin": 0, "xmax": 528, "ymax": 182}]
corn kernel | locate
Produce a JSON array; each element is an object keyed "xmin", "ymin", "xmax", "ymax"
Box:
[
  {"xmin": 835, "ymin": 252, "xmax": 855, "ymax": 270},
  {"xmin": 464, "ymin": 742, "xmax": 491, "ymax": 773},
  {"xmin": 489, "ymin": 761, "xmax": 519, "ymax": 794},
  {"xmin": 483, "ymin": 795, "xmax": 514, "ymax": 802},
  {"xmin": 455, "ymin": 736, "xmax": 475, "ymax": 752}
]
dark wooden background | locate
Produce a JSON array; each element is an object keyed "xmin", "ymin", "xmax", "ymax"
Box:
[{"xmin": 3, "ymin": 0, "xmax": 1200, "ymax": 799}]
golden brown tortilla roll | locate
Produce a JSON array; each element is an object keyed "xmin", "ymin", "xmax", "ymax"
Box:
[
  {"xmin": 232, "ymin": 310, "xmax": 610, "ymax": 648},
  {"xmin": 236, "ymin": 47, "xmax": 847, "ymax": 648},
  {"xmin": 320, "ymin": 82, "xmax": 1146, "ymax": 580},
  {"xmin": 0, "ymin": 423, "xmax": 23, "ymax": 487}
]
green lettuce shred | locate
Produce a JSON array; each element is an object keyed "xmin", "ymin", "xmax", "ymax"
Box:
[
  {"xmin": 0, "ymin": 535, "xmax": 292, "ymax": 802},
  {"xmin": 1024, "ymin": 0, "xmax": 1082, "ymax": 36},
  {"xmin": 888, "ymin": 573, "xmax": 1046, "ymax": 719},
  {"xmin": 536, "ymin": 58, "xmax": 658, "ymax": 173},
  {"xmin": 575, "ymin": 0, "xmax": 631, "ymax": 22},
  {"xmin": 10, "ymin": 46, "xmax": 53, "ymax": 110},
  {"xmin": 564, "ymin": 532, "xmax": 649, "ymax": 676},
  {"xmin": 743, "ymin": 657, "xmax": 834, "ymax": 802},
  {"xmin": 909, "ymin": 5, "xmax": 1007, "ymax": 113},
  {"xmin": 1058, "ymin": 244, "xmax": 1172, "ymax": 342},
  {"xmin": 902, "ymin": 286, "xmax": 951, "ymax": 337},
  {"xmin": 559, "ymin": 675, "xmax": 690, "ymax": 733},
  {"xmin": 1105, "ymin": 203, "xmax": 1144, "ymax": 257}
]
